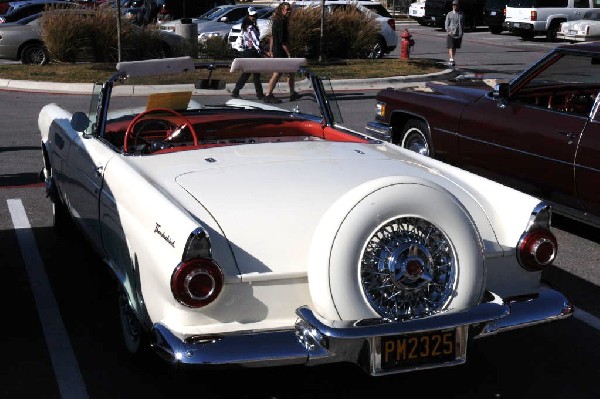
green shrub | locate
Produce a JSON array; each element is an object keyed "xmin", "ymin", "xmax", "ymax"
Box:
[
  {"xmin": 285, "ymin": 4, "xmax": 380, "ymax": 59},
  {"xmin": 198, "ymin": 36, "xmax": 237, "ymax": 59},
  {"xmin": 40, "ymin": 7, "xmax": 187, "ymax": 63},
  {"xmin": 40, "ymin": 8, "xmax": 97, "ymax": 62}
]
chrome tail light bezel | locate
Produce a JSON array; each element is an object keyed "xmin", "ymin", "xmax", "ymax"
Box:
[
  {"xmin": 171, "ymin": 227, "xmax": 223, "ymax": 308},
  {"xmin": 171, "ymin": 258, "xmax": 224, "ymax": 308},
  {"xmin": 517, "ymin": 203, "xmax": 557, "ymax": 272}
]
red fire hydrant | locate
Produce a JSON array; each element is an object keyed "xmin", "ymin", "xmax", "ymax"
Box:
[{"xmin": 400, "ymin": 28, "xmax": 415, "ymax": 60}]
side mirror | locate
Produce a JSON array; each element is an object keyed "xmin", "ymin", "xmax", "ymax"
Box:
[
  {"xmin": 493, "ymin": 82, "xmax": 509, "ymax": 100},
  {"xmin": 71, "ymin": 112, "xmax": 90, "ymax": 132}
]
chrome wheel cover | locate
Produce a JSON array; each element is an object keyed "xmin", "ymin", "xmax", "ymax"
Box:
[
  {"xmin": 402, "ymin": 128, "xmax": 430, "ymax": 156},
  {"xmin": 360, "ymin": 217, "xmax": 456, "ymax": 320}
]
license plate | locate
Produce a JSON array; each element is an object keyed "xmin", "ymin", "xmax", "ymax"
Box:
[
  {"xmin": 411, "ymin": 10, "xmax": 417, "ymax": 14},
  {"xmin": 569, "ymin": 30, "xmax": 578, "ymax": 35},
  {"xmin": 490, "ymin": 11, "xmax": 496, "ymax": 15},
  {"xmin": 371, "ymin": 326, "xmax": 467, "ymax": 374},
  {"xmin": 431, "ymin": 16, "xmax": 436, "ymax": 21}
]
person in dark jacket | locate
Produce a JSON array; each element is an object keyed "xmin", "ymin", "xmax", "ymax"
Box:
[
  {"xmin": 263, "ymin": 2, "xmax": 301, "ymax": 103},
  {"xmin": 231, "ymin": 7, "xmax": 265, "ymax": 99},
  {"xmin": 138, "ymin": 0, "xmax": 158, "ymax": 26}
]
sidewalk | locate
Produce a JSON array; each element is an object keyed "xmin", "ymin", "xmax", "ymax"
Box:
[{"xmin": 0, "ymin": 67, "xmax": 459, "ymax": 95}]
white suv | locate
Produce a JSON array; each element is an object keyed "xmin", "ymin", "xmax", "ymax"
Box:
[
  {"xmin": 229, "ymin": 0, "xmax": 397, "ymax": 58},
  {"xmin": 504, "ymin": 0, "xmax": 597, "ymax": 41}
]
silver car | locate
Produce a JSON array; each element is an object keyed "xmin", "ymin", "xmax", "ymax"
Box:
[
  {"xmin": 0, "ymin": 9, "xmax": 188, "ymax": 65},
  {"xmin": 0, "ymin": 12, "xmax": 48, "ymax": 64}
]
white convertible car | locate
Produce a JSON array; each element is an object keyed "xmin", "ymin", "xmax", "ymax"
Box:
[
  {"xmin": 38, "ymin": 57, "xmax": 572, "ymax": 375},
  {"xmin": 557, "ymin": 10, "xmax": 600, "ymax": 42}
]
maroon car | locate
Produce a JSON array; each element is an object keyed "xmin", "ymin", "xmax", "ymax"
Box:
[{"xmin": 366, "ymin": 42, "xmax": 600, "ymax": 228}]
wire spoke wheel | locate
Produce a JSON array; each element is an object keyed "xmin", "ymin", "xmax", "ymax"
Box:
[{"xmin": 360, "ymin": 216, "xmax": 456, "ymax": 321}]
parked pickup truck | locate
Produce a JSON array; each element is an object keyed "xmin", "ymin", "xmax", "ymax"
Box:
[
  {"xmin": 504, "ymin": 0, "xmax": 596, "ymax": 41},
  {"xmin": 422, "ymin": 0, "xmax": 485, "ymax": 30}
]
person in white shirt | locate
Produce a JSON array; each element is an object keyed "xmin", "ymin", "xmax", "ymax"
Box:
[{"xmin": 231, "ymin": 8, "xmax": 265, "ymax": 99}]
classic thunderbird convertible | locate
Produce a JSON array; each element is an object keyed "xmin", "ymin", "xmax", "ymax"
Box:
[
  {"xmin": 38, "ymin": 57, "xmax": 572, "ymax": 376},
  {"xmin": 366, "ymin": 42, "xmax": 600, "ymax": 229}
]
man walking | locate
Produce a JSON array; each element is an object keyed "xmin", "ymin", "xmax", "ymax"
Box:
[
  {"xmin": 264, "ymin": 2, "xmax": 301, "ymax": 103},
  {"xmin": 445, "ymin": 0, "xmax": 464, "ymax": 66}
]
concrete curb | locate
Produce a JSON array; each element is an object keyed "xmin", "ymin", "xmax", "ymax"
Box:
[{"xmin": 0, "ymin": 68, "xmax": 459, "ymax": 95}]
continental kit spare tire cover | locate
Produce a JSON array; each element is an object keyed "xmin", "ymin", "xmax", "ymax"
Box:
[{"xmin": 307, "ymin": 179, "xmax": 486, "ymax": 321}]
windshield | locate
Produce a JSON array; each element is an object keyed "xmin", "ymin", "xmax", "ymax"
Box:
[
  {"xmin": 583, "ymin": 10, "xmax": 600, "ymax": 19},
  {"xmin": 485, "ymin": 0, "xmax": 509, "ymax": 8},
  {"xmin": 523, "ymin": 54, "xmax": 600, "ymax": 87},
  {"xmin": 197, "ymin": 6, "xmax": 229, "ymax": 20},
  {"xmin": 88, "ymin": 58, "xmax": 358, "ymax": 154},
  {"xmin": 256, "ymin": 7, "xmax": 273, "ymax": 19},
  {"xmin": 507, "ymin": 0, "xmax": 568, "ymax": 6}
]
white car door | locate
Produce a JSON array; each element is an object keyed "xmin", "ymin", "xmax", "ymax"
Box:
[{"xmin": 64, "ymin": 132, "xmax": 116, "ymax": 256}]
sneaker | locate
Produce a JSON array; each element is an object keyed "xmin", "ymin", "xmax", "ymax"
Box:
[
  {"xmin": 448, "ymin": 59, "xmax": 455, "ymax": 67},
  {"xmin": 264, "ymin": 95, "xmax": 282, "ymax": 104},
  {"xmin": 289, "ymin": 91, "xmax": 302, "ymax": 101},
  {"xmin": 231, "ymin": 90, "xmax": 240, "ymax": 99}
]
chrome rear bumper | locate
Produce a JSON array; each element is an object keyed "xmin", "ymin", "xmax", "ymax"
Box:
[{"xmin": 150, "ymin": 286, "xmax": 572, "ymax": 375}]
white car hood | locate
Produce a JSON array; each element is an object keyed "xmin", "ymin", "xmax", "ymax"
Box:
[{"xmin": 128, "ymin": 141, "xmax": 535, "ymax": 278}]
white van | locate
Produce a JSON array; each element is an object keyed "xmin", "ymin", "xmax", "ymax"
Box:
[{"xmin": 504, "ymin": 0, "xmax": 598, "ymax": 40}]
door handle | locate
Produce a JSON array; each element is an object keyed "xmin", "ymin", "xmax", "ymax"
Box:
[{"xmin": 558, "ymin": 130, "xmax": 578, "ymax": 144}]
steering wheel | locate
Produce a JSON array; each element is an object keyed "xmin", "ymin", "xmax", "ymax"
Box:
[{"xmin": 123, "ymin": 108, "xmax": 198, "ymax": 153}]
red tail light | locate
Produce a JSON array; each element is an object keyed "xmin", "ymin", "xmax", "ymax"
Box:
[
  {"xmin": 388, "ymin": 18, "xmax": 395, "ymax": 31},
  {"xmin": 517, "ymin": 228, "xmax": 557, "ymax": 271},
  {"xmin": 171, "ymin": 258, "xmax": 223, "ymax": 308},
  {"xmin": 531, "ymin": 10, "xmax": 537, "ymax": 21}
]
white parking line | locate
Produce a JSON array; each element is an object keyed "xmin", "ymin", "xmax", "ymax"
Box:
[{"xmin": 7, "ymin": 199, "xmax": 89, "ymax": 399}]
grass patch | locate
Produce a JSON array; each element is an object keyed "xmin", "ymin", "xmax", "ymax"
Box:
[{"xmin": 0, "ymin": 58, "xmax": 444, "ymax": 84}]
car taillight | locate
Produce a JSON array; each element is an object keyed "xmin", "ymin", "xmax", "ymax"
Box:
[
  {"xmin": 517, "ymin": 228, "xmax": 557, "ymax": 271},
  {"xmin": 387, "ymin": 18, "xmax": 395, "ymax": 31},
  {"xmin": 531, "ymin": 10, "xmax": 537, "ymax": 21},
  {"xmin": 171, "ymin": 258, "xmax": 223, "ymax": 308}
]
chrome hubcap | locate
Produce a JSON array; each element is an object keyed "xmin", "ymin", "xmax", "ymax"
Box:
[
  {"xmin": 360, "ymin": 217, "xmax": 456, "ymax": 320},
  {"xmin": 403, "ymin": 128, "xmax": 430, "ymax": 156}
]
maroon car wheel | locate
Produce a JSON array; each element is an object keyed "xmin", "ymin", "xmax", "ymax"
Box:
[{"xmin": 400, "ymin": 119, "xmax": 432, "ymax": 157}]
